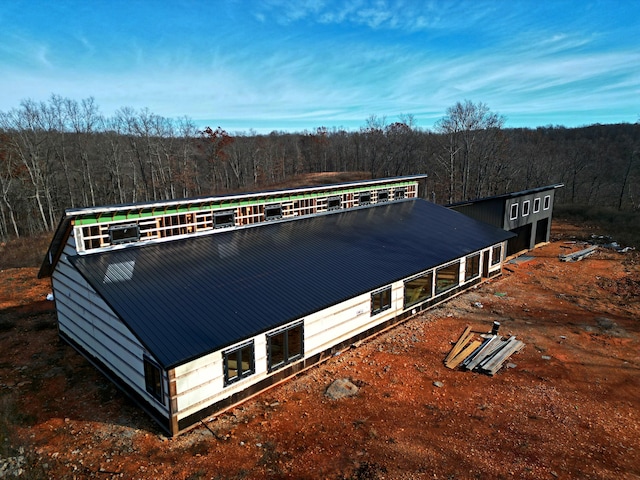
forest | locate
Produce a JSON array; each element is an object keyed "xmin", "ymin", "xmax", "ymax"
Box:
[{"xmin": 0, "ymin": 95, "xmax": 638, "ymax": 242}]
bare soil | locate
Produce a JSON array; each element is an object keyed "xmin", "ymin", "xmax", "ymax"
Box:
[{"xmin": 1, "ymin": 221, "xmax": 639, "ymax": 480}]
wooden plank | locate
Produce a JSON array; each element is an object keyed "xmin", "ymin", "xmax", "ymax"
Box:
[
  {"xmin": 444, "ymin": 325, "xmax": 472, "ymax": 363},
  {"xmin": 464, "ymin": 335, "xmax": 500, "ymax": 370},
  {"xmin": 446, "ymin": 340, "xmax": 482, "ymax": 369},
  {"xmin": 481, "ymin": 337, "xmax": 524, "ymax": 374},
  {"xmin": 559, "ymin": 245, "xmax": 597, "ymax": 262}
]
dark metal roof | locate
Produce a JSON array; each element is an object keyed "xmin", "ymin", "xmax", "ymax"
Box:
[
  {"xmin": 446, "ymin": 183, "xmax": 564, "ymax": 209},
  {"xmin": 70, "ymin": 199, "xmax": 513, "ymax": 369}
]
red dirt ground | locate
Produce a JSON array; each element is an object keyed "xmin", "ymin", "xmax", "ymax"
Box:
[{"xmin": 1, "ymin": 221, "xmax": 639, "ymax": 479}]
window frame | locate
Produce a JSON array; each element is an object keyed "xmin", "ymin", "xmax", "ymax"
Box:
[
  {"xmin": 394, "ymin": 187, "xmax": 406, "ymax": 200},
  {"xmin": 543, "ymin": 195, "xmax": 551, "ymax": 210},
  {"xmin": 327, "ymin": 196, "xmax": 342, "ymax": 211},
  {"xmin": 214, "ymin": 210, "xmax": 235, "ymax": 229},
  {"xmin": 464, "ymin": 253, "xmax": 481, "ymax": 282},
  {"xmin": 223, "ymin": 341, "xmax": 255, "ymax": 386},
  {"xmin": 264, "ymin": 203, "xmax": 283, "ymax": 221},
  {"xmin": 522, "ymin": 200, "xmax": 530, "ymax": 217},
  {"xmin": 509, "ymin": 203, "xmax": 518, "ymax": 220},
  {"xmin": 403, "ymin": 271, "xmax": 433, "ymax": 308},
  {"xmin": 371, "ymin": 285, "xmax": 392, "ymax": 316},
  {"xmin": 143, "ymin": 356, "xmax": 163, "ymax": 403},
  {"xmin": 491, "ymin": 244, "xmax": 503, "ymax": 266},
  {"xmin": 267, "ymin": 322, "xmax": 304, "ymax": 372},
  {"xmin": 376, "ymin": 190, "xmax": 389, "ymax": 203},
  {"xmin": 533, "ymin": 197, "xmax": 541, "ymax": 213},
  {"xmin": 109, "ymin": 223, "xmax": 140, "ymax": 245},
  {"xmin": 435, "ymin": 261, "xmax": 460, "ymax": 295},
  {"xmin": 358, "ymin": 192, "xmax": 371, "ymax": 206}
]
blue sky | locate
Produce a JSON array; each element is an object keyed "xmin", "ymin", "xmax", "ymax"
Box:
[{"xmin": 1, "ymin": 0, "xmax": 638, "ymax": 133}]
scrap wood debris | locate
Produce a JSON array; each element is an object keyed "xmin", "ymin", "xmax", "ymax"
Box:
[
  {"xmin": 559, "ymin": 245, "xmax": 598, "ymax": 262},
  {"xmin": 444, "ymin": 323, "xmax": 525, "ymax": 375}
]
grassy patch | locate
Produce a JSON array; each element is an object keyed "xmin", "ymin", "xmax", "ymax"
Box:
[{"xmin": 0, "ymin": 234, "xmax": 51, "ymax": 270}]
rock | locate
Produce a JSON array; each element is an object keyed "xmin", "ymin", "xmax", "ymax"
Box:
[
  {"xmin": 433, "ymin": 381, "xmax": 444, "ymax": 388},
  {"xmin": 325, "ymin": 378, "xmax": 359, "ymax": 400}
]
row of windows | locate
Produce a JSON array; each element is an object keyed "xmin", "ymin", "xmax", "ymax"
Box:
[
  {"xmin": 223, "ymin": 322, "xmax": 304, "ymax": 386},
  {"xmin": 509, "ymin": 195, "xmax": 551, "ymax": 221},
  {"xmin": 143, "ymin": 246, "xmax": 504, "ymax": 402}
]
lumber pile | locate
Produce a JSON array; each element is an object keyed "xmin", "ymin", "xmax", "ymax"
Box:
[
  {"xmin": 559, "ymin": 245, "xmax": 597, "ymax": 262},
  {"xmin": 444, "ymin": 324, "xmax": 525, "ymax": 375}
]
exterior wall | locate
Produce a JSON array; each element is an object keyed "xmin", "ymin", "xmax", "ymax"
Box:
[
  {"xmin": 169, "ymin": 244, "xmax": 501, "ymax": 434},
  {"xmin": 52, "ymin": 232, "xmax": 171, "ymax": 425},
  {"xmin": 504, "ymin": 189, "xmax": 556, "ymax": 254}
]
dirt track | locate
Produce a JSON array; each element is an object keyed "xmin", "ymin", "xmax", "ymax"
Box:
[{"xmin": 1, "ymin": 221, "xmax": 639, "ymax": 479}]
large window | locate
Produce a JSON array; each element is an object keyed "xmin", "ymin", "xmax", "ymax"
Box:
[
  {"xmin": 223, "ymin": 341, "xmax": 255, "ymax": 386},
  {"xmin": 377, "ymin": 190, "xmax": 389, "ymax": 202},
  {"xmin": 465, "ymin": 253, "xmax": 481, "ymax": 281},
  {"xmin": 394, "ymin": 187, "xmax": 406, "ymax": 199},
  {"xmin": 267, "ymin": 323, "xmax": 303, "ymax": 372},
  {"xmin": 143, "ymin": 357, "xmax": 163, "ymax": 403},
  {"xmin": 327, "ymin": 196, "xmax": 342, "ymax": 211},
  {"xmin": 371, "ymin": 286, "xmax": 392, "ymax": 315},
  {"xmin": 404, "ymin": 271, "xmax": 433, "ymax": 308},
  {"xmin": 491, "ymin": 245, "xmax": 502, "ymax": 266},
  {"xmin": 435, "ymin": 262, "xmax": 460, "ymax": 295},
  {"xmin": 110, "ymin": 224, "xmax": 140, "ymax": 245}
]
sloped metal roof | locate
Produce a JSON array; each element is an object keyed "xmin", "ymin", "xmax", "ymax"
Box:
[{"xmin": 70, "ymin": 199, "xmax": 513, "ymax": 369}]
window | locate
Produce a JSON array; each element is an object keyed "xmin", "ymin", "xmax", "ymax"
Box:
[
  {"xmin": 394, "ymin": 188, "xmax": 406, "ymax": 200},
  {"xmin": 371, "ymin": 286, "xmax": 392, "ymax": 315},
  {"xmin": 435, "ymin": 262, "xmax": 460, "ymax": 295},
  {"xmin": 465, "ymin": 253, "xmax": 481, "ymax": 281},
  {"xmin": 327, "ymin": 196, "xmax": 342, "ymax": 211},
  {"xmin": 359, "ymin": 192, "xmax": 371, "ymax": 205},
  {"xmin": 522, "ymin": 200, "xmax": 530, "ymax": 217},
  {"xmin": 533, "ymin": 198, "xmax": 541, "ymax": 213},
  {"xmin": 214, "ymin": 210, "xmax": 235, "ymax": 229},
  {"xmin": 267, "ymin": 322, "xmax": 303, "ymax": 372},
  {"xmin": 143, "ymin": 357, "xmax": 163, "ymax": 402},
  {"xmin": 491, "ymin": 245, "xmax": 502, "ymax": 266},
  {"xmin": 404, "ymin": 271, "xmax": 433, "ymax": 308},
  {"xmin": 543, "ymin": 195, "xmax": 551, "ymax": 210},
  {"xmin": 265, "ymin": 204, "xmax": 283, "ymax": 221},
  {"xmin": 109, "ymin": 224, "xmax": 140, "ymax": 245},
  {"xmin": 509, "ymin": 203, "xmax": 518, "ymax": 220},
  {"xmin": 223, "ymin": 341, "xmax": 255, "ymax": 385},
  {"xmin": 377, "ymin": 190, "xmax": 389, "ymax": 202}
]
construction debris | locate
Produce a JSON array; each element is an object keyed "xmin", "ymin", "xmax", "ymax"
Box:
[
  {"xmin": 559, "ymin": 245, "xmax": 598, "ymax": 262},
  {"xmin": 444, "ymin": 324, "xmax": 525, "ymax": 375}
]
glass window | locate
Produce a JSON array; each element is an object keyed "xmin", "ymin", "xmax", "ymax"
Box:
[
  {"xmin": 109, "ymin": 224, "xmax": 140, "ymax": 245},
  {"xmin": 404, "ymin": 271, "xmax": 433, "ymax": 308},
  {"xmin": 543, "ymin": 195, "xmax": 551, "ymax": 210},
  {"xmin": 359, "ymin": 192, "xmax": 371, "ymax": 205},
  {"xmin": 465, "ymin": 253, "xmax": 481, "ymax": 281},
  {"xmin": 522, "ymin": 200, "xmax": 530, "ymax": 217},
  {"xmin": 371, "ymin": 286, "xmax": 392, "ymax": 315},
  {"xmin": 143, "ymin": 357, "xmax": 163, "ymax": 402},
  {"xmin": 224, "ymin": 341, "xmax": 255, "ymax": 385},
  {"xmin": 491, "ymin": 245, "xmax": 502, "ymax": 266},
  {"xmin": 533, "ymin": 198, "xmax": 541, "ymax": 213},
  {"xmin": 435, "ymin": 262, "xmax": 460, "ymax": 295},
  {"xmin": 267, "ymin": 323, "xmax": 303, "ymax": 372},
  {"xmin": 377, "ymin": 190, "xmax": 389, "ymax": 202},
  {"xmin": 510, "ymin": 203, "xmax": 518, "ymax": 220},
  {"xmin": 214, "ymin": 210, "xmax": 235, "ymax": 229},
  {"xmin": 394, "ymin": 188, "xmax": 406, "ymax": 199},
  {"xmin": 265, "ymin": 204, "xmax": 283, "ymax": 221},
  {"xmin": 327, "ymin": 196, "xmax": 342, "ymax": 211}
]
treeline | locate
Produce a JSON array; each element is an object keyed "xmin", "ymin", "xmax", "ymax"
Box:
[{"xmin": 0, "ymin": 95, "xmax": 638, "ymax": 240}]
